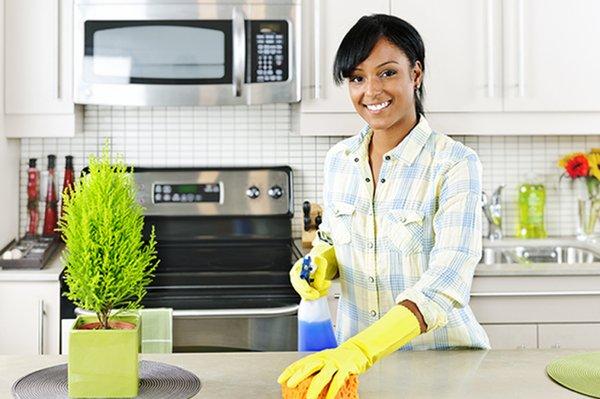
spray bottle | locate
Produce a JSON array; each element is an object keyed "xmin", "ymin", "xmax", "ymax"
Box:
[{"xmin": 297, "ymin": 255, "xmax": 338, "ymax": 351}]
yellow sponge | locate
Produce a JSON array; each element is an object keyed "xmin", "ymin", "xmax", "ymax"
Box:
[{"xmin": 281, "ymin": 374, "xmax": 359, "ymax": 399}]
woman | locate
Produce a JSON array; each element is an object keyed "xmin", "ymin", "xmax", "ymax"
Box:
[{"xmin": 278, "ymin": 14, "xmax": 490, "ymax": 399}]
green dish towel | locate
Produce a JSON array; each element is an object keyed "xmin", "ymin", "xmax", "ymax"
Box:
[
  {"xmin": 547, "ymin": 352, "xmax": 600, "ymax": 398},
  {"xmin": 139, "ymin": 308, "xmax": 173, "ymax": 354}
]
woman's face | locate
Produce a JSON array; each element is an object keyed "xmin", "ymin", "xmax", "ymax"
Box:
[{"xmin": 347, "ymin": 38, "xmax": 422, "ymax": 133}]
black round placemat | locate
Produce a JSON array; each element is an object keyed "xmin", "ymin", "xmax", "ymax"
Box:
[{"xmin": 11, "ymin": 360, "xmax": 201, "ymax": 399}]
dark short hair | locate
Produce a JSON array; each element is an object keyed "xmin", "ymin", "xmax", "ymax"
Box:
[{"xmin": 333, "ymin": 14, "xmax": 425, "ymax": 115}]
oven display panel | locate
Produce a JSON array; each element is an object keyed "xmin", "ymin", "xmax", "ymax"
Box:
[{"xmin": 153, "ymin": 183, "xmax": 221, "ymax": 203}]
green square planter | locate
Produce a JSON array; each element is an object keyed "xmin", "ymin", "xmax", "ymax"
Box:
[{"xmin": 68, "ymin": 314, "xmax": 140, "ymax": 398}]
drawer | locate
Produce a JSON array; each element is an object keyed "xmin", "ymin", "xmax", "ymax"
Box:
[
  {"xmin": 538, "ymin": 323, "xmax": 600, "ymax": 349},
  {"xmin": 482, "ymin": 324, "xmax": 537, "ymax": 350}
]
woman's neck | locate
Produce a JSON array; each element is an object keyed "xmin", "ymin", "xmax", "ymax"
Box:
[{"xmin": 370, "ymin": 112, "xmax": 419, "ymax": 155}]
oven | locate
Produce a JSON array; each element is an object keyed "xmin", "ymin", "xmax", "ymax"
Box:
[
  {"xmin": 73, "ymin": 0, "xmax": 301, "ymax": 106},
  {"xmin": 61, "ymin": 166, "xmax": 300, "ymax": 352}
]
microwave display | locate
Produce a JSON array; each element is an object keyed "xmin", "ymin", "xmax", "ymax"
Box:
[{"xmin": 248, "ymin": 20, "xmax": 289, "ymax": 83}]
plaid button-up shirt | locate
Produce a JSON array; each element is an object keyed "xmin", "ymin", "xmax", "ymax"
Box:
[{"xmin": 317, "ymin": 116, "xmax": 490, "ymax": 350}]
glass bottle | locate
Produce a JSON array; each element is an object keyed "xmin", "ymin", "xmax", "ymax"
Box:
[
  {"xmin": 42, "ymin": 155, "xmax": 58, "ymax": 237},
  {"xmin": 516, "ymin": 174, "xmax": 547, "ymax": 239},
  {"xmin": 26, "ymin": 158, "xmax": 40, "ymax": 237},
  {"xmin": 61, "ymin": 155, "xmax": 75, "ymax": 217}
]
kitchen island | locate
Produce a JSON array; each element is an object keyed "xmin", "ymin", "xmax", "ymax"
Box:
[{"xmin": 0, "ymin": 350, "xmax": 590, "ymax": 398}]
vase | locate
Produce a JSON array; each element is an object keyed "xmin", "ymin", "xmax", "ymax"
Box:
[{"xmin": 577, "ymin": 198, "xmax": 600, "ymax": 241}]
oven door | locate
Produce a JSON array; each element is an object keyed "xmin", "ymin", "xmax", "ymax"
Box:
[{"xmin": 73, "ymin": 1, "xmax": 301, "ymax": 106}]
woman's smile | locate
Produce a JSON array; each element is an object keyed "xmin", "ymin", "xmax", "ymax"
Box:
[{"xmin": 364, "ymin": 100, "xmax": 392, "ymax": 113}]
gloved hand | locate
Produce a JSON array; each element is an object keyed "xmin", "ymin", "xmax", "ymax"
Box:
[
  {"xmin": 290, "ymin": 244, "xmax": 338, "ymax": 301},
  {"xmin": 278, "ymin": 305, "xmax": 421, "ymax": 399}
]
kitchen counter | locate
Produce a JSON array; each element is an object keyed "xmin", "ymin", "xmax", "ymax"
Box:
[
  {"xmin": 0, "ymin": 350, "xmax": 590, "ymax": 398},
  {"xmin": 0, "ymin": 246, "xmax": 63, "ymax": 282}
]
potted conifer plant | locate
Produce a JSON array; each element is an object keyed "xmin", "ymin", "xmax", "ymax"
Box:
[{"xmin": 59, "ymin": 145, "xmax": 158, "ymax": 398}]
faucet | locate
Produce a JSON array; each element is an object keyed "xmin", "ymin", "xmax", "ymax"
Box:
[{"xmin": 482, "ymin": 185, "xmax": 504, "ymax": 241}]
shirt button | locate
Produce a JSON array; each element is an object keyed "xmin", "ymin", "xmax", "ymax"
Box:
[
  {"xmin": 365, "ymin": 177, "xmax": 371, "ymax": 183},
  {"xmin": 367, "ymin": 242, "xmax": 374, "ymax": 249},
  {"xmin": 399, "ymin": 216, "xmax": 406, "ymax": 223},
  {"xmin": 380, "ymin": 178, "xmax": 386, "ymax": 183},
  {"xmin": 370, "ymin": 310, "xmax": 377, "ymax": 317},
  {"xmin": 368, "ymin": 276, "xmax": 375, "ymax": 283},
  {"xmin": 354, "ymin": 157, "xmax": 359, "ymax": 162},
  {"xmin": 385, "ymin": 155, "xmax": 391, "ymax": 161}
]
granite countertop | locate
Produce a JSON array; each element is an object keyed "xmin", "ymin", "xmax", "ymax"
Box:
[{"xmin": 1, "ymin": 350, "xmax": 591, "ymax": 398}]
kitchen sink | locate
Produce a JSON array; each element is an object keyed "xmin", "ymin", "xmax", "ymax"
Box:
[{"xmin": 479, "ymin": 245, "xmax": 600, "ymax": 265}]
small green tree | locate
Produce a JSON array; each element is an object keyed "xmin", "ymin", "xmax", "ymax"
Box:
[{"xmin": 59, "ymin": 144, "xmax": 158, "ymax": 329}]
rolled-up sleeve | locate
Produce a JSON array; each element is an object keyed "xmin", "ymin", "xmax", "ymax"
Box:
[{"xmin": 395, "ymin": 153, "xmax": 483, "ymax": 331}]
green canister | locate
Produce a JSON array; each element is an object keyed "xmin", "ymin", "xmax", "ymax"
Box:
[{"xmin": 516, "ymin": 174, "xmax": 547, "ymax": 238}]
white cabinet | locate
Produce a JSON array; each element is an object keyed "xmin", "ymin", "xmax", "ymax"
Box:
[
  {"xmin": 0, "ymin": 281, "xmax": 61, "ymax": 355},
  {"xmin": 502, "ymin": 0, "xmax": 600, "ymax": 112},
  {"xmin": 4, "ymin": 0, "xmax": 82, "ymax": 137},
  {"xmin": 481, "ymin": 324, "xmax": 537, "ymax": 350},
  {"xmin": 298, "ymin": 0, "xmax": 600, "ymax": 135},
  {"xmin": 391, "ymin": 0, "xmax": 503, "ymax": 112},
  {"xmin": 538, "ymin": 324, "xmax": 600, "ymax": 349},
  {"xmin": 296, "ymin": 0, "xmax": 387, "ymax": 136}
]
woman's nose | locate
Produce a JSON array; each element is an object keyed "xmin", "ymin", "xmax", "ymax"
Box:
[{"xmin": 365, "ymin": 77, "xmax": 383, "ymax": 96}]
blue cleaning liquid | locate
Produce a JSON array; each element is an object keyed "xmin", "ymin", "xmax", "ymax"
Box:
[{"xmin": 298, "ymin": 319, "xmax": 337, "ymax": 351}]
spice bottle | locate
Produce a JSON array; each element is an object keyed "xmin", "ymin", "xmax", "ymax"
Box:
[
  {"xmin": 26, "ymin": 158, "xmax": 40, "ymax": 237},
  {"xmin": 61, "ymin": 155, "xmax": 75, "ymax": 217},
  {"xmin": 42, "ymin": 155, "xmax": 58, "ymax": 237}
]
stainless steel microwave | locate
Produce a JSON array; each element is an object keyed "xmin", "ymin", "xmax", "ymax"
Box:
[{"xmin": 73, "ymin": 0, "xmax": 301, "ymax": 106}]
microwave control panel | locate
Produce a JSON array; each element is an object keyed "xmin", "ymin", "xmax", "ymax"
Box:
[{"xmin": 248, "ymin": 20, "xmax": 289, "ymax": 83}]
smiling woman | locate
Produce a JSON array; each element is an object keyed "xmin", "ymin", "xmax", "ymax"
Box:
[{"xmin": 278, "ymin": 14, "xmax": 489, "ymax": 399}]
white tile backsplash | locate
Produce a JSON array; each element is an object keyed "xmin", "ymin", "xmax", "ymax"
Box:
[{"xmin": 19, "ymin": 105, "xmax": 600, "ymax": 238}]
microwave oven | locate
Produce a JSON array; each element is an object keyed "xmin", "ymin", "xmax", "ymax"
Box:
[{"xmin": 73, "ymin": 0, "xmax": 301, "ymax": 106}]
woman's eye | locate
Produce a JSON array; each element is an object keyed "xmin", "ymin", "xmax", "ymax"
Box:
[
  {"xmin": 349, "ymin": 76, "xmax": 363, "ymax": 83},
  {"xmin": 381, "ymin": 70, "xmax": 397, "ymax": 78}
]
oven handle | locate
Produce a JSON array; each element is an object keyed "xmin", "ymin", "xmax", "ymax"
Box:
[
  {"xmin": 173, "ymin": 304, "xmax": 299, "ymax": 319},
  {"xmin": 75, "ymin": 304, "xmax": 299, "ymax": 319},
  {"xmin": 232, "ymin": 7, "xmax": 246, "ymax": 97}
]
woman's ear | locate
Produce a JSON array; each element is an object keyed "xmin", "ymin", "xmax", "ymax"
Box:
[{"xmin": 412, "ymin": 61, "xmax": 423, "ymax": 89}]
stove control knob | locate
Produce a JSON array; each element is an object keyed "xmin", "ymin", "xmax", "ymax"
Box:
[
  {"xmin": 268, "ymin": 185, "xmax": 283, "ymax": 199},
  {"xmin": 246, "ymin": 186, "xmax": 261, "ymax": 199}
]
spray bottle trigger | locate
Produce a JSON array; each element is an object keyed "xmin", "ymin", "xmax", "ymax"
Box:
[{"xmin": 299, "ymin": 255, "xmax": 316, "ymax": 283}]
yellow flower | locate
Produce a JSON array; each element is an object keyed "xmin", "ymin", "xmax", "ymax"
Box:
[
  {"xmin": 558, "ymin": 152, "xmax": 586, "ymax": 168},
  {"xmin": 588, "ymin": 152, "xmax": 600, "ymax": 180}
]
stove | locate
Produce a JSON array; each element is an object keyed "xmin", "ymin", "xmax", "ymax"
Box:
[{"xmin": 61, "ymin": 166, "xmax": 301, "ymax": 352}]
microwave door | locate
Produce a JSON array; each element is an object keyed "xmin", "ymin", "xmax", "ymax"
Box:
[{"xmin": 74, "ymin": 17, "xmax": 249, "ymax": 106}]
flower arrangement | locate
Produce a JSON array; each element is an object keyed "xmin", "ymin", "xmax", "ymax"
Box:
[{"xmin": 558, "ymin": 149, "xmax": 600, "ymax": 239}]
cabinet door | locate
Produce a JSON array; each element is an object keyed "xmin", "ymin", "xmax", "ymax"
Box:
[
  {"xmin": 5, "ymin": 0, "xmax": 73, "ymax": 114},
  {"xmin": 391, "ymin": 0, "xmax": 503, "ymax": 112},
  {"xmin": 0, "ymin": 281, "xmax": 60, "ymax": 355},
  {"xmin": 539, "ymin": 324, "xmax": 600, "ymax": 349},
  {"xmin": 482, "ymin": 324, "xmax": 537, "ymax": 349},
  {"xmin": 300, "ymin": 0, "xmax": 389, "ymax": 113},
  {"xmin": 503, "ymin": 0, "xmax": 600, "ymax": 111}
]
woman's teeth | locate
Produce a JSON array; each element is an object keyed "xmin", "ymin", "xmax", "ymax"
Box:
[{"xmin": 365, "ymin": 101, "xmax": 390, "ymax": 111}]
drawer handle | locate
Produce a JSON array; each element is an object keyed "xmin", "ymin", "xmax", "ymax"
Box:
[{"xmin": 471, "ymin": 290, "xmax": 600, "ymax": 297}]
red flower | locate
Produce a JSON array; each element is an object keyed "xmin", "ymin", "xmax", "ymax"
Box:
[{"xmin": 565, "ymin": 155, "xmax": 590, "ymax": 178}]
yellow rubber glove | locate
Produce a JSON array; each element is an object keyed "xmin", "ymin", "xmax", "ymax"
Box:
[
  {"xmin": 289, "ymin": 244, "xmax": 338, "ymax": 301},
  {"xmin": 278, "ymin": 305, "xmax": 421, "ymax": 399}
]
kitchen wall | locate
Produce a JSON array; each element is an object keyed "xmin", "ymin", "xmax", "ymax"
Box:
[{"xmin": 19, "ymin": 104, "xmax": 600, "ymax": 238}]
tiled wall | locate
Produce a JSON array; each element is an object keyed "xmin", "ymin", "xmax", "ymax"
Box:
[{"xmin": 19, "ymin": 104, "xmax": 600, "ymax": 238}]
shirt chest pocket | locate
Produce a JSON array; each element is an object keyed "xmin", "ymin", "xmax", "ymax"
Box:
[
  {"xmin": 384, "ymin": 209, "xmax": 425, "ymax": 254},
  {"xmin": 330, "ymin": 202, "xmax": 355, "ymax": 246}
]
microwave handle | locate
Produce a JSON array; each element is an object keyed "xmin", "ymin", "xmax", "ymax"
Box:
[{"xmin": 232, "ymin": 7, "xmax": 246, "ymax": 97}]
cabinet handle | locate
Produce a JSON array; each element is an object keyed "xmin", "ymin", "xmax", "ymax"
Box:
[
  {"xmin": 56, "ymin": 0, "xmax": 62, "ymax": 100},
  {"xmin": 486, "ymin": 0, "xmax": 495, "ymax": 97},
  {"xmin": 232, "ymin": 7, "xmax": 246, "ymax": 98},
  {"xmin": 38, "ymin": 300, "xmax": 45, "ymax": 355},
  {"xmin": 313, "ymin": 0, "xmax": 321, "ymax": 99},
  {"xmin": 516, "ymin": 0, "xmax": 525, "ymax": 97}
]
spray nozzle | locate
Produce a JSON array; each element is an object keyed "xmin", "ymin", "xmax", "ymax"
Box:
[{"xmin": 299, "ymin": 255, "xmax": 316, "ymax": 283}]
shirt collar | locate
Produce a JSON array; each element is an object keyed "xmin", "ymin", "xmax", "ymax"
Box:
[{"xmin": 344, "ymin": 116, "xmax": 433, "ymax": 166}]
